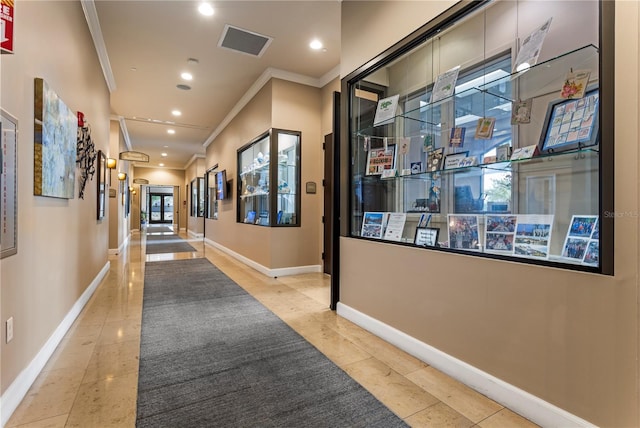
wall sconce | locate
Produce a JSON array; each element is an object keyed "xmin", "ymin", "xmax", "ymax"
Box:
[
  {"xmin": 118, "ymin": 172, "xmax": 127, "ymax": 181},
  {"xmin": 106, "ymin": 158, "xmax": 117, "ymax": 185}
]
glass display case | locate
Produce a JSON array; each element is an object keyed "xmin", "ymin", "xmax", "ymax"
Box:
[
  {"xmin": 237, "ymin": 129, "xmax": 300, "ymax": 226},
  {"xmin": 190, "ymin": 177, "xmax": 204, "ymax": 217},
  {"xmin": 205, "ymin": 168, "xmax": 218, "ymax": 220},
  {"xmin": 348, "ymin": 40, "xmax": 606, "ymax": 271}
]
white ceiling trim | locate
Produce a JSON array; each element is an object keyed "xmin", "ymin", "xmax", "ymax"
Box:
[
  {"xmin": 203, "ymin": 66, "xmax": 341, "ymax": 149},
  {"xmin": 81, "ymin": 0, "xmax": 116, "ymax": 92},
  {"xmin": 118, "ymin": 116, "xmax": 133, "ymax": 152},
  {"xmin": 183, "ymin": 154, "xmax": 207, "ymax": 170}
]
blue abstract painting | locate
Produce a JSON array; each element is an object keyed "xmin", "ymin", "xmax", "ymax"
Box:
[{"xmin": 34, "ymin": 78, "xmax": 76, "ymax": 199}]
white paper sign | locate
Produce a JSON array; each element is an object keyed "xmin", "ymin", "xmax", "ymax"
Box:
[
  {"xmin": 513, "ymin": 18, "xmax": 552, "ymax": 72},
  {"xmin": 430, "ymin": 66, "xmax": 460, "ymax": 103},
  {"xmin": 373, "ymin": 94, "xmax": 399, "ymax": 126}
]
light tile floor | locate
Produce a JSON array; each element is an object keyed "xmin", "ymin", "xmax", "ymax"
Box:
[{"xmin": 6, "ymin": 229, "xmax": 540, "ymax": 428}]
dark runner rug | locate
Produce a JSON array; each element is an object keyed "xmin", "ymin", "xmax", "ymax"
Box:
[
  {"xmin": 145, "ymin": 234, "xmax": 197, "ymax": 254},
  {"xmin": 136, "ymin": 258, "xmax": 407, "ymax": 428},
  {"xmin": 146, "ymin": 225, "xmax": 174, "ymax": 233}
]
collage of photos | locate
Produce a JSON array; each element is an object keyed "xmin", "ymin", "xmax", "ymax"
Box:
[
  {"xmin": 360, "ymin": 212, "xmax": 385, "ymax": 239},
  {"xmin": 562, "ymin": 215, "xmax": 599, "ymax": 265},
  {"xmin": 484, "ymin": 215, "xmax": 517, "ymax": 254},
  {"xmin": 541, "ymin": 90, "xmax": 599, "ymax": 152},
  {"xmin": 513, "ymin": 215, "xmax": 554, "ymax": 259},
  {"xmin": 447, "ymin": 215, "xmax": 481, "ymax": 251}
]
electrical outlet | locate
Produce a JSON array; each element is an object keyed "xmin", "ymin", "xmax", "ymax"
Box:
[{"xmin": 6, "ymin": 317, "xmax": 13, "ymax": 343}]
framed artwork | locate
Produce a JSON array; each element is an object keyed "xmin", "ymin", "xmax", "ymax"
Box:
[
  {"xmin": 366, "ymin": 145, "xmax": 396, "ymax": 176},
  {"xmin": 1, "ymin": 109, "xmax": 18, "ymax": 258},
  {"xmin": 538, "ymin": 86, "xmax": 599, "ymax": 154},
  {"xmin": 96, "ymin": 150, "xmax": 107, "ymax": 220},
  {"xmin": 425, "ymin": 148, "xmax": 444, "ymax": 172},
  {"xmin": 414, "ymin": 227, "xmax": 439, "ymax": 247},
  {"xmin": 33, "ymin": 78, "xmax": 77, "ymax": 199}
]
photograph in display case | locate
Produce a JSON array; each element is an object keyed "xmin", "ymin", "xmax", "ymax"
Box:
[
  {"xmin": 513, "ymin": 214, "xmax": 554, "ymax": 259},
  {"xmin": 538, "ymin": 87, "xmax": 599, "ymax": 154},
  {"xmin": 366, "ymin": 145, "xmax": 396, "ymax": 176},
  {"xmin": 360, "ymin": 212, "xmax": 385, "ymax": 239},
  {"xmin": 582, "ymin": 240, "xmax": 599, "ymax": 266},
  {"xmin": 562, "ymin": 215, "xmax": 599, "ymax": 263},
  {"xmin": 414, "ymin": 227, "xmax": 439, "ymax": 247},
  {"xmin": 447, "ymin": 215, "xmax": 481, "ymax": 251},
  {"xmin": 511, "ymin": 99, "xmax": 532, "ymax": 124},
  {"xmin": 484, "ymin": 215, "xmax": 517, "ymax": 254}
]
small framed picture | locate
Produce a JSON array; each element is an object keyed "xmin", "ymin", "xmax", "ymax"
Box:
[
  {"xmin": 443, "ymin": 152, "xmax": 468, "ymax": 170},
  {"xmin": 414, "ymin": 227, "xmax": 439, "ymax": 247}
]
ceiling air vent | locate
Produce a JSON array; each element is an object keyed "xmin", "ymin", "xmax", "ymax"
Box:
[{"xmin": 218, "ymin": 24, "xmax": 272, "ymax": 58}]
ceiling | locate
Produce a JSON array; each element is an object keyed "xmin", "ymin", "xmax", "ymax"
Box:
[{"xmin": 86, "ymin": 0, "xmax": 341, "ymax": 170}]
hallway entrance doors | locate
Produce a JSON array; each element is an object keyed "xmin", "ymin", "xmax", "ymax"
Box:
[{"xmin": 149, "ymin": 193, "xmax": 173, "ymax": 224}]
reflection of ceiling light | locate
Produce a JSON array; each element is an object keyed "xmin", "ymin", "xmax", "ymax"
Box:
[
  {"xmin": 163, "ymin": 145, "xmax": 169, "ymax": 148},
  {"xmin": 516, "ymin": 62, "xmax": 531, "ymax": 72},
  {"xmin": 159, "ymin": 163, "xmax": 165, "ymax": 167},
  {"xmin": 455, "ymin": 69, "xmax": 510, "ymax": 94},
  {"xmin": 171, "ymin": 110, "xmax": 181, "ymax": 116},
  {"xmin": 161, "ymin": 153, "xmax": 168, "ymax": 157},
  {"xmin": 167, "ymin": 129, "xmax": 175, "ymax": 134},
  {"xmin": 181, "ymin": 72, "xmax": 193, "ymax": 81},
  {"xmin": 309, "ymin": 39, "xmax": 323, "ymax": 50},
  {"xmin": 198, "ymin": 3, "xmax": 214, "ymax": 16}
]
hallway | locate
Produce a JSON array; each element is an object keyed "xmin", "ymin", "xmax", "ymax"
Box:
[{"xmin": 6, "ymin": 230, "xmax": 538, "ymax": 427}]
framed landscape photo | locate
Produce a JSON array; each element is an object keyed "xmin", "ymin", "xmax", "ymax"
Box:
[
  {"xmin": 414, "ymin": 227, "xmax": 439, "ymax": 247},
  {"xmin": 538, "ymin": 86, "xmax": 599, "ymax": 154}
]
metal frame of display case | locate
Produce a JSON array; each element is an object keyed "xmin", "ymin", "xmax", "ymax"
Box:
[{"xmin": 236, "ymin": 128, "xmax": 302, "ymax": 227}]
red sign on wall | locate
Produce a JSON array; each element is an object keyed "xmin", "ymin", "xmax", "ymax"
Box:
[{"xmin": 1, "ymin": 0, "xmax": 14, "ymax": 54}]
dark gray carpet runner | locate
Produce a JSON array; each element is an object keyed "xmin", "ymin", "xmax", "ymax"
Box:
[
  {"xmin": 136, "ymin": 258, "xmax": 407, "ymax": 427},
  {"xmin": 145, "ymin": 233, "xmax": 196, "ymax": 254}
]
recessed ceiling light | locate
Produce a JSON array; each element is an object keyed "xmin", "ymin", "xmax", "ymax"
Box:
[
  {"xmin": 310, "ymin": 39, "xmax": 323, "ymax": 50},
  {"xmin": 159, "ymin": 163, "xmax": 165, "ymax": 167},
  {"xmin": 171, "ymin": 109, "xmax": 182, "ymax": 116},
  {"xmin": 163, "ymin": 145, "xmax": 169, "ymax": 148},
  {"xmin": 161, "ymin": 152, "xmax": 168, "ymax": 157},
  {"xmin": 198, "ymin": 3, "xmax": 214, "ymax": 16},
  {"xmin": 167, "ymin": 129, "xmax": 175, "ymax": 134},
  {"xmin": 176, "ymin": 84, "xmax": 191, "ymax": 90},
  {"xmin": 130, "ymin": 67, "xmax": 137, "ymax": 72},
  {"xmin": 181, "ymin": 72, "xmax": 193, "ymax": 81}
]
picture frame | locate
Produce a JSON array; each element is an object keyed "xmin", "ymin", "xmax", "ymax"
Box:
[
  {"xmin": 1, "ymin": 109, "xmax": 18, "ymax": 258},
  {"xmin": 366, "ymin": 145, "xmax": 396, "ymax": 176},
  {"xmin": 360, "ymin": 211, "xmax": 385, "ymax": 239},
  {"xmin": 414, "ymin": 227, "xmax": 439, "ymax": 247},
  {"xmin": 96, "ymin": 150, "xmax": 107, "ymax": 220},
  {"xmin": 425, "ymin": 147, "xmax": 444, "ymax": 172},
  {"xmin": 443, "ymin": 151, "xmax": 468, "ymax": 170},
  {"xmin": 447, "ymin": 214, "xmax": 481, "ymax": 251},
  {"xmin": 538, "ymin": 86, "xmax": 599, "ymax": 154}
]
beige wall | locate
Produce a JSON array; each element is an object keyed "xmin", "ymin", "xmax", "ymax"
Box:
[
  {"xmin": 133, "ymin": 167, "xmax": 187, "ymax": 230},
  {"xmin": 108, "ymin": 121, "xmax": 131, "ymax": 250},
  {"xmin": 0, "ymin": 0, "xmax": 111, "ymax": 395},
  {"xmin": 339, "ymin": 1, "xmax": 639, "ymax": 427},
  {"xmin": 205, "ymin": 79, "xmax": 327, "ymax": 270},
  {"xmin": 186, "ymin": 158, "xmax": 206, "ymax": 235}
]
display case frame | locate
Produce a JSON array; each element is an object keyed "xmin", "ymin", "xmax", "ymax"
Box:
[
  {"xmin": 237, "ymin": 128, "xmax": 301, "ymax": 227},
  {"xmin": 341, "ymin": 0, "xmax": 614, "ymax": 274}
]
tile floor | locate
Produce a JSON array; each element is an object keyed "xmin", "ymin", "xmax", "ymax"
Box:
[{"xmin": 6, "ymin": 229, "xmax": 540, "ymax": 428}]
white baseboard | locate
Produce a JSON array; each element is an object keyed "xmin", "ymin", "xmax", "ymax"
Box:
[
  {"xmin": 188, "ymin": 230, "xmax": 204, "ymax": 238},
  {"xmin": 204, "ymin": 238, "xmax": 321, "ymax": 277},
  {"xmin": 108, "ymin": 233, "xmax": 130, "ymax": 255},
  {"xmin": 1, "ymin": 261, "xmax": 111, "ymax": 428},
  {"xmin": 336, "ymin": 303, "xmax": 595, "ymax": 428}
]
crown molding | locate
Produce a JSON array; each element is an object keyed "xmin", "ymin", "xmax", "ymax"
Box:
[
  {"xmin": 203, "ymin": 65, "xmax": 341, "ymax": 149},
  {"xmin": 183, "ymin": 154, "xmax": 207, "ymax": 170},
  {"xmin": 117, "ymin": 116, "xmax": 133, "ymax": 151},
  {"xmin": 80, "ymin": 0, "xmax": 116, "ymax": 92}
]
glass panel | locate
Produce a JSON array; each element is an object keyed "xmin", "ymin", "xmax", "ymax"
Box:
[
  {"xmin": 206, "ymin": 170, "xmax": 218, "ymax": 220},
  {"xmin": 150, "ymin": 195, "xmax": 161, "ymax": 221},
  {"xmin": 276, "ymin": 131, "xmax": 299, "ymax": 225},
  {"xmin": 163, "ymin": 196, "xmax": 173, "ymax": 221},
  {"xmin": 348, "ymin": 9, "xmax": 601, "ymax": 271},
  {"xmin": 238, "ymin": 133, "xmax": 270, "ymax": 225},
  {"xmin": 198, "ymin": 177, "xmax": 205, "ymax": 217}
]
